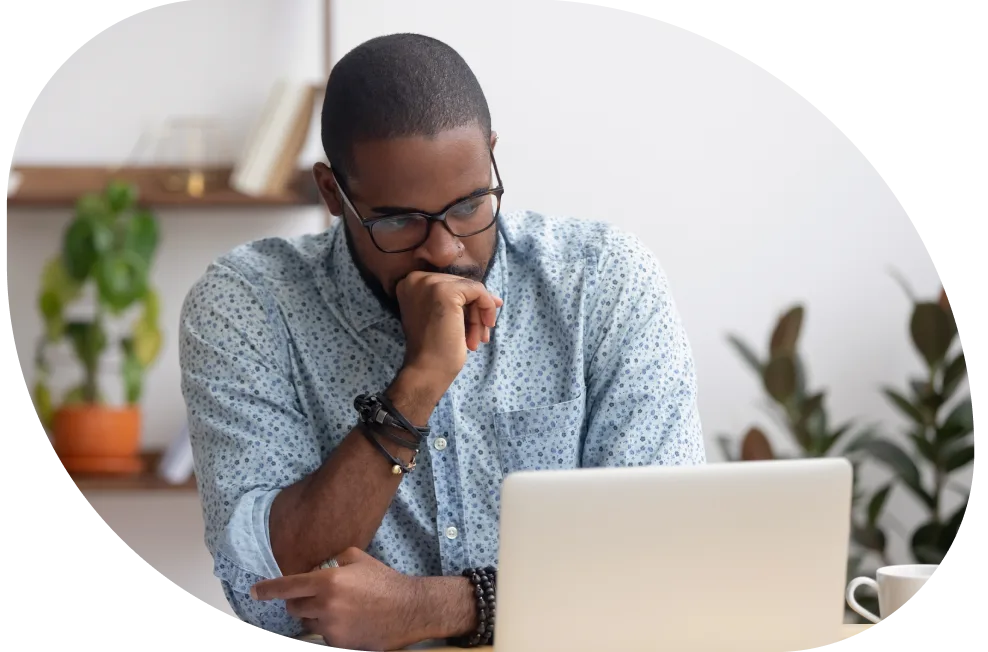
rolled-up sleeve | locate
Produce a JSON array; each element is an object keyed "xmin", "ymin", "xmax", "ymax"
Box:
[
  {"xmin": 581, "ymin": 230, "xmax": 706, "ymax": 467},
  {"xmin": 179, "ymin": 260, "xmax": 320, "ymax": 636}
]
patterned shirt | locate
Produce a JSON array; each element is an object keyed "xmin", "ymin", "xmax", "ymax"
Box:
[{"xmin": 179, "ymin": 210, "xmax": 705, "ymax": 636}]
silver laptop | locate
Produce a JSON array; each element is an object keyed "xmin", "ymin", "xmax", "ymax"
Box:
[{"xmin": 494, "ymin": 458, "xmax": 852, "ymax": 652}]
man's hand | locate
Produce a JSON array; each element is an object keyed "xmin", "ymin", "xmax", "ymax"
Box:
[
  {"xmin": 395, "ymin": 271, "xmax": 503, "ymax": 396},
  {"xmin": 251, "ymin": 548, "xmax": 475, "ymax": 650}
]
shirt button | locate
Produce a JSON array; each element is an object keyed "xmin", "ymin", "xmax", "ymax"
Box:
[
  {"xmin": 445, "ymin": 526, "xmax": 458, "ymax": 540},
  {"xmin": 434, "ymin": 437, "xmax": 448, "ymax": 451}
]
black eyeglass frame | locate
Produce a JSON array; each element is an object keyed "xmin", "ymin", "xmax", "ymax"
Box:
[{"xmin": 332, "ymin": 149, "xmax": 504, "ymax": 254}]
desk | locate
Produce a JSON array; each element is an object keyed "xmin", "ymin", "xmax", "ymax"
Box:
[{"xmin": 299, "ymin": 625, "xmax": 871, "ymax": 649}]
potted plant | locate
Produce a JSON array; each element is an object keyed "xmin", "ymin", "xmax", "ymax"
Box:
[{"xmin": 32, "ymin": 180, "xmax": 162, "ymax": 474}]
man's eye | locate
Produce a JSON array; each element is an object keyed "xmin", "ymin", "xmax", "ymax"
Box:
[
  {"xmin": 449, "ymin": 197, "xmax": 483, "ymax": 218},
  {"xmin": 375, "ymin": 217, "xmax": 414, "ymax": 232}
]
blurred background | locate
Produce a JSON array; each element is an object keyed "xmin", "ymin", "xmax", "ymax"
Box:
[{"xmin": 6, "ymin": 0, "xmax": 971, "ymax": 621}]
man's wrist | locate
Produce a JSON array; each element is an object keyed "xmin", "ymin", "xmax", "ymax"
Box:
[
  {"xmin": 409, "ymin": 576, "xmax": 478, "ymax": 642},
  {"xmin": 386, "ymin": 366, "xmax": 451, "ymax": 426}
]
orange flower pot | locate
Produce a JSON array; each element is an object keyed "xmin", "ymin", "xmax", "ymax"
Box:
[{"xmin": 53, "ymin": 405, "xmax": 144, "ymax": 475}]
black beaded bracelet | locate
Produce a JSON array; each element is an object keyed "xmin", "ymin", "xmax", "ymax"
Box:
[{"xmin": 449, "ymin": 566, "xmax": 497, "ymax": 647}]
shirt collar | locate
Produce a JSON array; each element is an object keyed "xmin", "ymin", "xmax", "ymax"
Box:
[{"xmin": 324, "ymin": 219, "xmax": 508, "ymax": 332}]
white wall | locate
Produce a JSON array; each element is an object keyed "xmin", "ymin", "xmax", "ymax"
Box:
[{"xmin": 8, "ymin": 0, "xmax": 958, "ymax": 616}]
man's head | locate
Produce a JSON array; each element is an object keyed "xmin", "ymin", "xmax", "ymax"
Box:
[{"xmin": 314, "ymin": 34, "xmax": 500, "ymax": 316}]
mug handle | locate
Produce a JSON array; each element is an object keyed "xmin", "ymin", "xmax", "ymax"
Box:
[{"xmin": 846, "ymin": 577, "xmax": 881, "ymax": 623}]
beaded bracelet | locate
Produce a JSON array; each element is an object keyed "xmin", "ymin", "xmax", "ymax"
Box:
[{"xmin": 449, "ymin": 566, "xmax": 497, "ymax": 647}]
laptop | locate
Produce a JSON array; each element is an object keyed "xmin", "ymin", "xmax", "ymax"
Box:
[{"xmin": 494, "ymin": 458, "xmax": 853, "ymax": 652}]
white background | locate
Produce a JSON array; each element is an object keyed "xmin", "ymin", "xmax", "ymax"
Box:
[{"xmin": 2, "ymin": 1, "xmax": 983, "ymax": 650}]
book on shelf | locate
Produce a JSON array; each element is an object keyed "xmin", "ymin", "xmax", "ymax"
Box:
[{"xmin": 231, "ymin": 79, "xmax": 323, "ymax": 197}]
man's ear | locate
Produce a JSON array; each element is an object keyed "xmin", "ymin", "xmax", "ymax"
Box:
[
  {"xmin": 490, "ymin": 130, "xmax": 499, "ymax": 151},
  {"xmin": 313, "ymin": 162, "xmax": 343, "ymax": 216}
]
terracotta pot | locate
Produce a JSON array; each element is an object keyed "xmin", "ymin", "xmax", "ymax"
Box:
[{"xmin": 53, "ymin": 405, "xmax": 143, "ymax": 475}]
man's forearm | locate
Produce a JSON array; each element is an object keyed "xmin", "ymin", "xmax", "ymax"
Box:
[{"xmin": 269, "ymin": 369, "xmax": 444, "ymax": 575}]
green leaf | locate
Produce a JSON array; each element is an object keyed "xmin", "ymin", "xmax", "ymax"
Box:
[
  {"xmin": 882, "ymin": 388, "xmax": 927, "ymax": 425},
  {"xmin": 909, "ymin": 379, "xmax": 944, "ymax": 414},
  {"xmin": 94, "ymin": 250, "xmax": 149, "ymax": 312},
  {"xmin": 792, "ymin": 354, "xmax": 807, "ymax": 402},
  {"xmin": 763, "ymin": 355, "xmax": 797, "ymax": 403},
  {"xmin": 867, "ymin": 485, "xmax": 892, "ymax": 527},
  {"xmin": 908, "ymin": 432, "xmax": 937, "ymax": 463},
  {"xmin": 32, "ymin": 381, "xmax": 54, "ymax": 429},
  {"xmin": 911, "ymin": 522, "xmax": 946, "ymax": 564},
  {"xmin": 124, "ymin": 209, "xmax": 159, "ymax": 264},
  {"xmin": 889, "ymin": 268, "xmax": 917, "ymax": 302},
  {"xmin": 716, "ymin": 435, "xmax": 737, "ymax": 462},
  {"xmin": 38, "ymin": 290, "xmax": 63, "ymax": 340},
  {"xmin": 63, "ymin": 384, "xmax": 88, "ymax": 405},
  {"xmin": 944, "ymin": 444, "xmax": 974, "ymax": 473},
  {"xmin": 769, "ymin": 305, "xmax": 804, "ymax": 357},
  {"xmin": 939, "ymin": 504, "xmax": 966, "ymax": 552},
  {"xmin": 911, "ymin": 302, "xmax": 957, "ymax": 368},
  {"xmin": 106, "ymin": 180, "xmax": 138, "ymax": 213},
  {"xmin": 942, "ymin": 353, "xmax": 966, "ymax": 400},
  {"xmin": 944, "ymin": 398, "xmax": 973, "ymax": 435},
  {"xmin": 62, "ymin": 217, "xmax": 113, "ymax": 281},
  {"xmin": 64, "ymin": 321, "xmax": 107, "ymax": 373},
  {"xmin": 727, "ymin": 335, "xmax": 762, "ymax": 375},
  {"xmin": 74, "ymin": 192, "xmax": 111, "ymax": 224},
  {"xmin": 142, "ymin": 288, "xmax": 161, "ymax": 323},
  {"xmin": 862, "ymin": 439, "xmax": 934, "ymax": 509},
  {"xmin": 40, "ymin": 257, "xmax": 82, "ymax": 303},
  {"xmin": 851, "ymin": 523, "xmax": 886, "ymax": 553},
  {"xmin": 121, "ymin": 341, "xmax": 144, "ymax": 404},
  {"xmin": 132, "ymin": 319, "xmax": 162, "ymax": 367}
]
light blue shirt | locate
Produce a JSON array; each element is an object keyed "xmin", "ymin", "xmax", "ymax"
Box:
[{"xmin": 179, "ymin": 210, "xmax": 705, "ymax": 636}]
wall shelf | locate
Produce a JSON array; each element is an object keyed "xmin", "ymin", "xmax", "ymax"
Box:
[
  {"xmin": 70, "ymin": 450, "xmax": 197, "ymax": 492},
  {"xmin": 7, "ymin": 166, "xmax": 321, "ymax": 209}
]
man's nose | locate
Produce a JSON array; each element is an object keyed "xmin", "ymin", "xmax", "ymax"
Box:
[{"xmin": 414, "ymin": 220, "xmax": 460, "ymax": 268}]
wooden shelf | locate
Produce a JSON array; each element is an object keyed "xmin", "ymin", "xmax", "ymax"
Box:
[
  {"xmin": 69, "ymin": 451, "xmax": 197, "ymax": 492},
  {"xmin": 7, "ymin": 165, "xmax": 321, "ymax": 209}
]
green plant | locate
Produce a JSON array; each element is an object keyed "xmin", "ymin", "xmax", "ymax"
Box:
[
  {"xmin": 33, "ymin": 180, "xmax": 163, "ymax": 427},
  {"xmin": 720, "ymin": 305, "xmax": 884, "ymax": 621},
  {"xmin": 854, "ymin": 282, "xmax": 972, "ymax": 565}
]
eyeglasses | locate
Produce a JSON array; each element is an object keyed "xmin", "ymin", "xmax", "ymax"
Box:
[{"xmin": 333, "ymin": 149, "xmax": 504, "ymax": 254}]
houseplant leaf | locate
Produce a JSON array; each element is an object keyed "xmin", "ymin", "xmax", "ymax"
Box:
[
  {"xmin": 40, "ymin": 256, "xmax": 82, "ymax": 303},
  {"xmin": 763, "ymin": 355, "xmax": 797, "ymax": 403},
  {"xmin": 939, "ymin": 504, "xmax": 966, "ymax": 553},
  {"xmin": 862, "ymin": 439, "xmax": 934, "ymax": 509},
  {"xmin": 911, "ymin": 522, "xmax": 946, "ymax": 564},
  {"xmin": 32, "ymin": 380, "xmax": 54, "ymax": 429},
  {"xmin": 727, "ymin": 335, "xmax": 762, "ymax": 375},
  {"xmin": 64, "ymin": 321, "xmax": 107, "ymax": 376},
  {"xmin": 740, "ymin": 427, "xmax": 774, "ymax": 461},
  {"xmin": 74, "ymin": 192, "xmax": 111, "ymax": 224},
  {"xmin": 882, "ymin": 388, "xmax": 926, "ymax": 426},
  {"xmin": 95, "ymin": 250, "xmax": 149, "ymax": 312},
  {"xmin": 867, "ymin": 484, "xmax": 892, "ymax": 527},
  {"xmin": 769, "ymin": 305, "xmax": 803, "ymax": 357},
  {"xmin": 120, "ymin": 338, "xmax": 144, "ymax": 404},
  {"xmin": 851, "ymin": 523, "xmax": 886, "ymax": 553},
  {"xmin": 105, "ymin": 179, "xmax": 138, "ymax": 213},
  {"xmin": 62, "ymin": 216, "xmax": 114, "ymax": 281},
  {"xmin": 132, "ymin": 319, "xmax": 163, "ymax": 367},
  {"xmin": 908, "ymin": 432, "xmax": 937, "ymax": 463},
  {"xmin": 944, "ymin": 444, "xmax": 974, "ymax": 473},
  {"xmin": 943, "ymin": 397, "xmax": 973, "ymax": 435},
  {"xmin": 910, "ymin": 302, "xmax": 956, "ymax": 368},
  {"xmin": 124, "ymin": 208, "xmax": 159, "ymax": 264},
  {"xmin": 942, "ymin": 353, "xmax": 966, "ymax": 400}
]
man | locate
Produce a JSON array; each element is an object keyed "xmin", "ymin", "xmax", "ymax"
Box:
[{"xmin": 180, "ymin": 33, "xmax": 704, "ymax": 650}]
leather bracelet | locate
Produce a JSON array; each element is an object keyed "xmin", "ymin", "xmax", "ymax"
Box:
[
  {"xmin": 360, "ymin": 424, "xmax": 416, "ymax": 475},
  {"xmin": 373, "ymin": 424, "xmax": 421, "ymax": 451},
  {"xmin": 354, "ymin": 393, "xmax": 430, "ymax": 441},
  {"xmin": 449, "ymin": 566, "xmax": 497, "ymax": 647}
]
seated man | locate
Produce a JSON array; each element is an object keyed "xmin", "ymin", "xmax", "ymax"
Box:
[{"xmin": 179, "ymin": 33, "xmax": 705, "ymax": 650}]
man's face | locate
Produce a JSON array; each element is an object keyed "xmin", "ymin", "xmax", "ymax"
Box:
[{"xmin": 314, "ymin": 125, "xmax": 499, "ymax": 315}]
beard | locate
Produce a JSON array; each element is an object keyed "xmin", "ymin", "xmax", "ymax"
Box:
[{"xmin": 343, "ymin": 220, "xmax": 500, "ymax": 319}]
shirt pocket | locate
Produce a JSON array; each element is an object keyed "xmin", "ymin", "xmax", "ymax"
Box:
[{"xmin": 494, "ymin": 393, "xmax": 585, "ymax": 475}]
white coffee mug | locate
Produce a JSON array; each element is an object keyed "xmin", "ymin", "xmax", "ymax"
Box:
[{"xmin": 846, "ymin": 564, "xmax": 937, "ymax": 623}]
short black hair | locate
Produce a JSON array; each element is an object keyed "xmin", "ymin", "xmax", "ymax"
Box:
[{"xmin": 321, "ymin": 33, "xmax": 492, "ymax": 183}]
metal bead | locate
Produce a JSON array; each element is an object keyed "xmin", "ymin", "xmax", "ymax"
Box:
[{"xmin": 391, "ymin": 465, "xmax": 402, "ymax": 475}]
